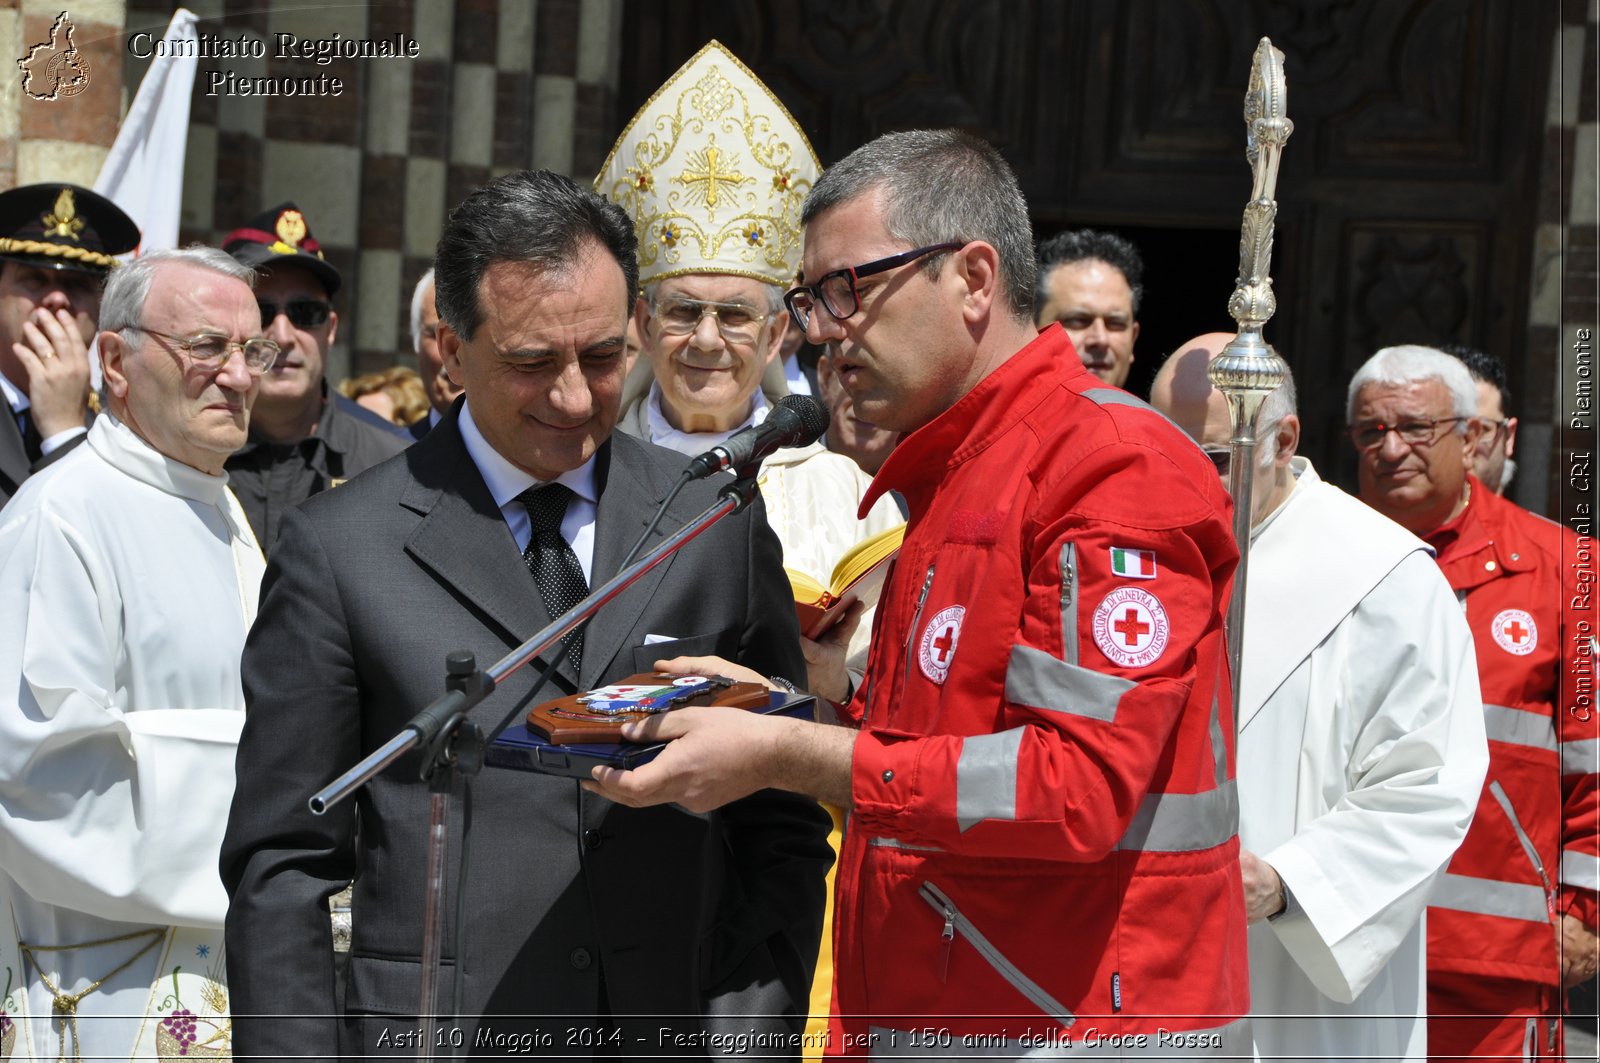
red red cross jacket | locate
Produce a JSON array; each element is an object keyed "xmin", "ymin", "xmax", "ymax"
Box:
[
  {"xmin": 1424, "ymin": 478, "xmax": 1599, "ymax": 986},
  {"xmin": 828, "ymin": 327, "xmax": 1250, "ymax": 1057}
]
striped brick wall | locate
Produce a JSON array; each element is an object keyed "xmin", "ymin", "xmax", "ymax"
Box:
[
  {"xmin": 2, "ymin": 0, "xmax": 126, "ymax": 190},
  {"xmin": 8, "ymin": 0, "xmax": 1589, "ymax": 451},
  {"xmin": 119, "ymin": 0, "xmax": 623, "ymax": 384}
]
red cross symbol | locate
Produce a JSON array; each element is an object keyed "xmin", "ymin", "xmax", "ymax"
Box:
[
  {"xmin": 1114, "ymin": 607, "xmax": 1150, "ymax": 647},
  {"xmin": 1502, "ymin": 619, "xmax": 1529, "ymax": 644},
  {"xmin": 932, "ymin": 627, "xmax": 957, "ymax": 663}
]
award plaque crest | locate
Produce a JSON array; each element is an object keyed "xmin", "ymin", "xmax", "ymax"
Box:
[{"xmin": 526, "ymin": 672, "xmax": 769, "ymax": 744}]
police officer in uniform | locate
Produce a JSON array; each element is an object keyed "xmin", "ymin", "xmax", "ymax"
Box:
[
  {"xmin": 0, "ymin": 183, "xmax": 138, "ymax": 506},
  {"xmin": 222, "ymin": 203, "xmax": 406, "ymax": 544}
]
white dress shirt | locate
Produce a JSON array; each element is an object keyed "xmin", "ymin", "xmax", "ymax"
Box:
[{"xmin": 457, "ymin": 400, "xmax": 599, "ymax": 582}]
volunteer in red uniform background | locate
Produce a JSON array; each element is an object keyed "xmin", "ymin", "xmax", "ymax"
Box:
[
  {"xmin": 589, "ymin": 128, "xmax": 1252, "ymax": 1058},
  {"xmin": 1350, "ymin": 344, "xmax": 1599, "ymax": 1060}
]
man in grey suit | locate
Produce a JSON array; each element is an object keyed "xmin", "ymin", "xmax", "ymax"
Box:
[{"xmin": 220, "ymin": 170, "xmax": 832, "ymax": 1059}]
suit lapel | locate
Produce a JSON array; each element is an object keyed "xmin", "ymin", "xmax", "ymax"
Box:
[
  {"xmin": 400, "ymin": 422, "xmax": 575, "ymax": 686},
  {"xmin": 579, "ymin": 437, "xmax": 680, "ymax": 688},
  {"xmin": 0, "ymin": 403, "xmax": 29, "ymax": 494}
]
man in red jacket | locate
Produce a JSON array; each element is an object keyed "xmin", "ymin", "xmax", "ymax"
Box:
[
  {"xmin": 589, "ymin": 129, "xmax": 1250, "ymax": 1058},
  {"xmin": 1350, "ymin": 344, "xmax": 1599, "ymax": 1060}
]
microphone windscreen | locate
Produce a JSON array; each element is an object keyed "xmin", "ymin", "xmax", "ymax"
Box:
[{"xmin": 776, "ymin": 393, "xmax": 830, "ymax": 445}]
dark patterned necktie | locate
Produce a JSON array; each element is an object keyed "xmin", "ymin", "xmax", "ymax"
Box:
[{"xmin": 518, "ymin": 483, "xmax": 588, "ymax": 673}]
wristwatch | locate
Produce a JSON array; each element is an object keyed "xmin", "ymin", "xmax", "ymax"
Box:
[{"xmin": 767, "ymin": 675, "xmax": 800, "ymax": 693}]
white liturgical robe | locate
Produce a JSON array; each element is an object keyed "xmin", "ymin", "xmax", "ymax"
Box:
[
  {"xmin": 0, "ymin": 414, "xmax": 264, "ymax": 1062},
  {"xmin": 1237, "ymin": 458, "xmax": 1488, "ymax": 1063}
]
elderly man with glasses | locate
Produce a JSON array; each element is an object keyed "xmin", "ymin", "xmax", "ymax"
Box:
[
  {"xmin": 1350, "ymin": 344, "xmax": 1598, "ymax": 1060},
  {"xmin": 0, "ymin": 247, "xmax": 270, "ymax": 1060},
  {"xmin": 220, "ymin": 203, "xmax": 406, "ymax": 544},
  {"xmin": 600, "ymin": 44, "xmax": 903, "ymax": 706}
]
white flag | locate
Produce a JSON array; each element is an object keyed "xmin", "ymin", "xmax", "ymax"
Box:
[
  {"xmin": 89, "ymin": 8, "xmax": 197, "ymax": 391},
  {"xmin": 93, "ymin": 7, "xmax": 199, "ymax": 255}
]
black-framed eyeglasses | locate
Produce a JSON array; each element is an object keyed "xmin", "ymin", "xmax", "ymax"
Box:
[
  {"xmin": 1347, "ymin": 416, "xmax": 1466, "ymax": 450},
  {"xmin": 784, "ymin": 242, "xmax": 964, "ymax": 332},
  {"xmin": 126, "ymin": 326, "xmax": 279, "ymax": 373},
  {"xmin": 258, "ymin": 298, "xmax": 332, "ymax": 330},
  {"xmin": 649, "ymin": 295, "xmax": 771, "ymax": 344}
]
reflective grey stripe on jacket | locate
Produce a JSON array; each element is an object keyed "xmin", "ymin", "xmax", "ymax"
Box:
[
  {"xmin": 988, "ymin": 551, "xmax": 1233, "ymax": 849},
  {"xmin": 866, "ymin": 1018, "xmax": 1252, "ymax": 1058},
  {"xmin": 1080, "ymin": 387, "xmax": 1189, "ymax": 436},
  {"xmin": 1115, "ymin": 781, "xmax": 1238, "ymax": 853},
  {"xmin": 867, "ymin": 836, "xmax": 943, "ymax": 853},
  {"xmin": 1483, "ymin": 704, "xmax": 1557, "ymax": 751},
  {"xmin": 1486, "ymin": 780, "xmax": 1558, "ymax": 914},
  {"xmin": 1208, "ymin": 689, "xmax": 1227, "ymax": 789},
  {"xmin": 1115, "ymin": 682, "xmax": 1235, "ymax": 852},
  {"xmin": 1489, "ymin": 781, "xmax": 1554, "ymax": 887},
  {"xmin": 1562, "ymin": 849, "xmax": 1600, "ymax": 891},
  {"xmin": 1431, "ymin": 872, "xmax": 1550, "ymax": 922},
  {"xmin": 1005, "ymin": 645, "xmax": 1134, "ymax": 724},
  {"xmin": 953, "ymin": 710, "xmax": 1236, "ymax": 852},
  {"xmin": 1561, "ymin": 737, "xmax": 1599, "ymax": 776},
  {"xmin": 957, "ymin": 727, "xmax": 1025, "ymax": 832}
]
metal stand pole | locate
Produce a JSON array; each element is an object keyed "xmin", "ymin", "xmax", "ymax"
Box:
[{"xmin": 416, "ymin": 654, "xmax": 484, "ymax": 1060}]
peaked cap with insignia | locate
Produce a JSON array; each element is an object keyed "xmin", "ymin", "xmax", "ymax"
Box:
[
  {"xmin": 594, "ymin": 40, "xmax": 821, "ymax": 289},
  {"xmin": 223, "ymin": 202, "xmax": 341, "ymax": 295},
  {"xmin": 0, "ymin": 183, "xmax": 139, "ymax": 274}
]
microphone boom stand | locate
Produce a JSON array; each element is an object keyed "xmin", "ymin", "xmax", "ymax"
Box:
[{"xmin": 309, "ymin": 470, "xmax": 764, "ymax": 1059}]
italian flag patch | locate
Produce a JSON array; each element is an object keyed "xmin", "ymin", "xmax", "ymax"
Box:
[{"xmin": 1110, "ymin": 547, "xmax": 1157, "ymax": 579}]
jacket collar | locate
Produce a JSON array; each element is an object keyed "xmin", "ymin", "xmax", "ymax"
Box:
[
  {"xmin": 235, "ymin": 383, "xmax": 351, "ymax": 458},
  {"xmin": 398, "ymin": 409, "xmax": 681, "ymax": 692},
  {"xmin": 865, "ymin": 325, "xmax": 1082, "ymax": 517},
  {"xmin": 1429, "ymin": 476, "xmax": 1538, "ymax": 588}
]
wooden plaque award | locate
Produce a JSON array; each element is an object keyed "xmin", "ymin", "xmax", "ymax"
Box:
[{"xmin": 525, "ymin": 672, "xmax": 769, "ymax": 745}]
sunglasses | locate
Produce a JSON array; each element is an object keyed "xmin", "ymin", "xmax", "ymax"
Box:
[{"xmin": 258, "ymin": 298, "xmax": 332, "ymax": 330}]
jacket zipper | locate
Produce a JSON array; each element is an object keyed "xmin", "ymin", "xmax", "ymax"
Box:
[
  {"xmin": 918, "ymin": 881, "xmax": 1076, "ymax": 1027},
  {"xmin": 898, "ymin": 563, "xmax": 937, "ymax": 701},
  {"xmin": 1488, "ymin": 780, "xmax": 1557, "ymax": 922},
  {"xmin": 1059, "ymin": 542, "xmax": 1079, "ymax": 666}
]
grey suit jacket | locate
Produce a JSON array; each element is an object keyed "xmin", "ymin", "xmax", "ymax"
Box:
[
  {"xmin": 221, "ymin": 411, "xmax": 831, "ymax": 1059},
  {"xmin": 0, "ymin": 404, "xmax": 85, "ymax": 508}
]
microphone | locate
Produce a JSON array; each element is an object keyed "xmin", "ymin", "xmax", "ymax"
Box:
[{"xmin": 685, "ymin": 394, "xmax": 830, "ymax": 479}]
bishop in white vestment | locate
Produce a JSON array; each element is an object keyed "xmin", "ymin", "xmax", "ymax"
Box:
[
  {"xmin": 0, "ymin": 248, "xmax": 267, "ymax": 1062},
  {"xmin": 1154, "ymin": 337, "xmax": 1488, "ymax": 1062}
]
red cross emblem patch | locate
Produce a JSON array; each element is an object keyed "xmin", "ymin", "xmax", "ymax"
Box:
[
  {"xmin": 1490, "ymin": 608, "xmax": 1537, "ymax": 656},
  {"xmin": 918, "ymin": 605, "xmax": 966, "ymax": 684},
  {"xmin": 1092, "ymin": 587, "xmax": 1171, "ymax": 668}
]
